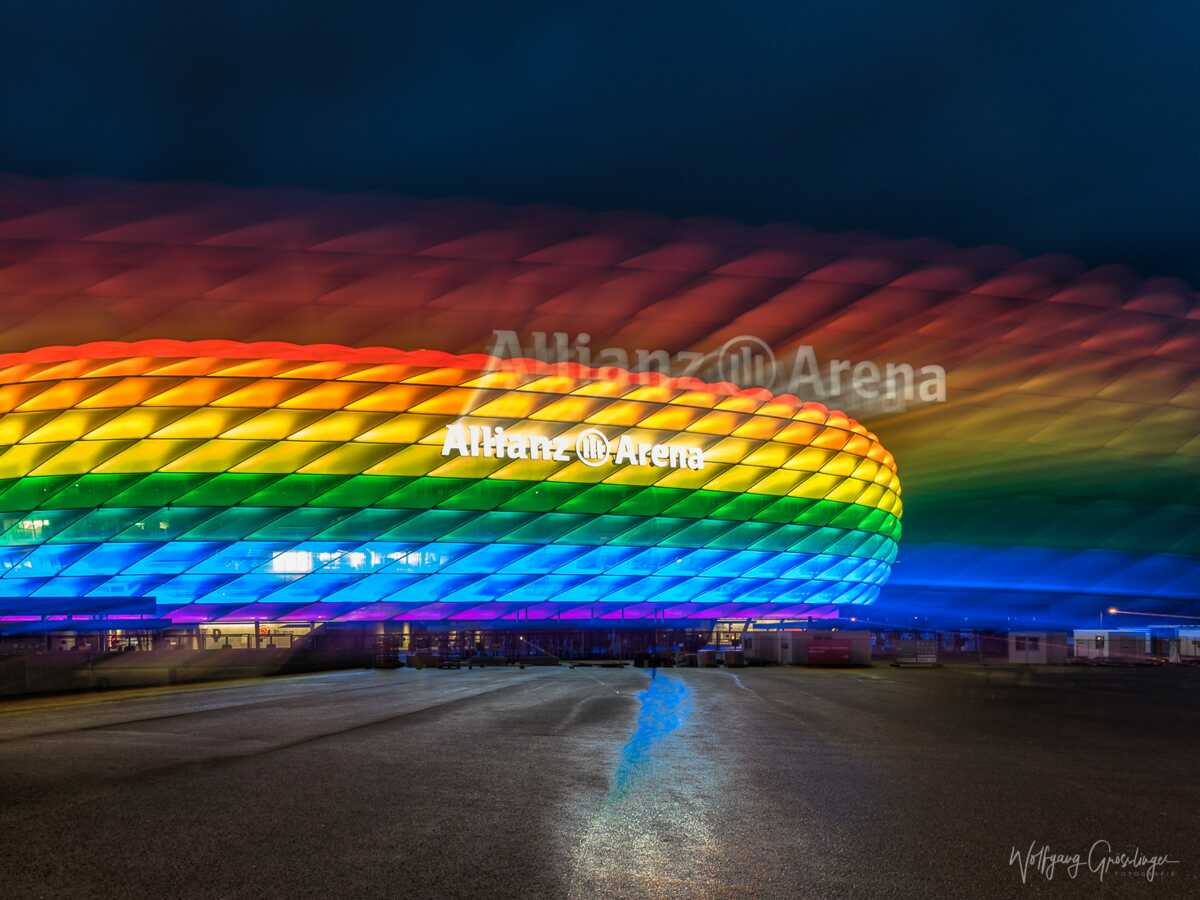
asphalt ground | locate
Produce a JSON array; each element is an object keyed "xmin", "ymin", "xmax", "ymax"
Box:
[{"xmin": 0, "ymin": 663, "xmax": 1196, "ymax": 899}]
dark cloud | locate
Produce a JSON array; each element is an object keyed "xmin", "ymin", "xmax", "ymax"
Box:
[{"xmin": 2, "ymin": 1, "xmax": 1198, "ymax": 279}]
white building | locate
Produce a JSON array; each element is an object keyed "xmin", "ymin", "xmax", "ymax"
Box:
[
  {"xmin": 1178, "ymin": 629, "xmax": 1200, "ymax": 660},
  {"xmin": 1072, "ymin": 629, "xmax": 1151, "ymax": 661},
  {"xmin": 1007, "ymin": 631, "xmax": 1068, "ymax": 664}
]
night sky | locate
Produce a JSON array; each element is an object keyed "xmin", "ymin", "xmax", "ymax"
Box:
[{"xmin": 3, "ymin": 1, "xmax": 1198, "ymax": 279}]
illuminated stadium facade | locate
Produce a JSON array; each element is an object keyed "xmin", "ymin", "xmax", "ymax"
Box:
[
  {"xmin": 0, "ymin": 175, "xmax": 1196, "ymax": 629},
  {"xmin": 0, "ymin": 341, "xmax": 899, "ymax": 625}
]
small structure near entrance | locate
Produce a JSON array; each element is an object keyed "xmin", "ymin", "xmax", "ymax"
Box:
[
  {"xmin": 893, "ymin": 638, "xmax": 939, "ymax": 667},
  {"xmin": 1178, "ymin": 629, "xmax": 1200, "ymax": 662},
  {"xmin": 742, "ymin": 629, "xmax": 870, "ymax": 666},
  {"xmin": 1072, "ymin": 629, "xmax": 1151, "ymax": 662},
  {"xmin": 1007, "ymin": 631, "xmax": 1068, "ymax": 664}
]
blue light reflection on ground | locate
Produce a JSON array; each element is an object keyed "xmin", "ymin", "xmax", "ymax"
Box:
[{"xmin": 611, "ymin": 670, "xmax": 692, "ymax": 797}]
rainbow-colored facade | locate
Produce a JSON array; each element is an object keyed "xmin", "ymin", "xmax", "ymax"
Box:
[
  {"xmin": 0, "ymin": 175, "xmax": 1196, "ymax": 626},
  {"xmin": 0, "ymin": 341, "xmax": 899, "ymax": 623}
]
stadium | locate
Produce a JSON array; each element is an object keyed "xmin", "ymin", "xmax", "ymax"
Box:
[{"xmin": 0, "ymin": 175, "xmax": 1195, "ymax": 645}]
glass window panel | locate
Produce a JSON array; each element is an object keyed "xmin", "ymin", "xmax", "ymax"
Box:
[
  {"xmin": 736, "ymin": 579, "xmax": 789, "ymax": 602},
  {"xmin": 230, "ymin": 441, "xmax": 338, "ymax": 474},
  {"xmin": 221, "ymin": 409, "xmax": 322, "ymax": 440},
  {"xmin": 496, "ymin": 481, "xmax": 586, "ymax": 513},
  {"xmin": 0, "ymin": 443, "xmax": 62, "ymax": 480},
  {"xmin": 711, "ymin": 493, "xmax": 778, "ymax": 521},
  {"xmin": 497, "ymin": 573, "xmax": 585, "ymax": 602},
  {"xmin": 0, "ymin": 545, "xmax": 33, "ymax": 573},
  {"xmin": 182, "ymin": 507, "xmax": 289, "ymax": 540},
  {"xmin": 161, "ymin": 439, "xmax": 272, "ymax": 473},
  {"xmin": 661, "ymin": 490, "xmax": 728, "ymax": 520},
  {"xmin": 126, "ymin": 541, "xmax": 228, "ymax": 575},
  {"xmin": 151, "ymin": 407, "xmax": 254, "ymax": 439},
  {"xmin": 301, "ymin": 443, "xmax": 396, "ymax": 475},
  {"xmin": 748, "ymin": 496, "xmax": 809, "ymax": 524},
  {"xmin": 384, "ymin": 574, "xmax": 476, "ymax": 602},
  {"xmin": 607, "ymin": 546, "xmax": 687, "ymax": 575},
  {"xmin": 659, "ymin": 519, "xmax": 736, "ymax": 548},
  {"xmin": 380, "ymin": 542, "xmax": 475, "ymax": 573},
  {"xmin": 749, "ymin": 524, "xmax": 808, "ymax": 552},
  {"xmin": 679, "ymin": 577, "xmax": 742, "ymax": 604},
  {"xmin": 605, "ymin": 577, "xmax": 685, "ymax": 604},
  {"xmin": 253, "ymin": 573, "xmax": 360, "ymax": 603},
  {"xmin": 0, "ymin": 509, "xmax": 87, "ymax": 545},
  {"xmin": 788, "ymin": 527, "xmax": 842, "ymax": 554},
  {"xmin": 501, "ymin": 512, "xmax": 587, "ymax": 544},
  {"xmin": 701, "ymin": 550, "xmax": 774, "ymax": 578},
  {"xmin": 441, "ymin": 511, "xmax": 536, "ymax": 543},
  {"xmin": 84, "ymin": 407, "xmax": 183, "ymax": 440},
  {"xmin": 0, "ymin": 475, "xmax": 76, "ymax": 511},
  {"xmin": 315, "ymin": 542, "xmax": 419, "ymax": 573},
  {"xmin": 308, "ymin": 475, "xmax": 407, "ymax": 508},
  {"xmin": 655, "ymin": 549, "xmax": 732, "ymax": 577},
  {"xmin": 31, "ymin": 575, "xmax": 108, "ymax": 597},
  {"xmin": 362, "ymin": 444, "xmax": 446, "ymax": 477},
  {"xmin": 254, "ymin": 542, "xmax": 362, "ymax": 574},
  {"xmin": 555, "ymin": 575, "xmax": 638, "ymax": 603},
  {"xmin": 707, "ymin": 522, "xmax": 777, "ymax": 549},
  {"xmin": 444, "ymin": 543, "xmax": 539, "ymax": 574},
  {"xmin": 173, "ymin": 472, "xmax": 281, "ymax": 507},
  {"xmin": 320, "ymin": 574, "xmax": 419, "ymax": 603},
  {"xmin": 106, "ymin": 473, "xmax": 212, "ymax": 507},
  {"xmin": 249, "ymin": 507, "xmax": 352, "ymax": 540},
  {"xmin": 113, "ymin": 507, "xmax": 221, "ymax": 542},
  {"xmin": 40, "ymin": 474, "xmax": 142, "ymax": 509},
  {"xmin": 438, "ymin": 479, "xmax": 530, "ymax": 511},
  {"xmin": 92, "ymin": 439, "xmax": 200, "ymax": 474},
  {"xmin": 86, "ymin": 574, "xmax": 171, "ymax": 598},
  {"xmin": 150, "ymin": 573, "xmax": 236, "ymax": 604},
  {"xmin": 610, "ymin": 487, "xmax": 688, "ymax": 518},
  {"xmin": 290, "ymin": 410, "xmax": 390, "ymax": 442},
  {"xmin": 557, "ymin": 514, "xmax": 639, "ymax": 546},
  {"xmin": 53, "ymin": 507, "xmax": 157, "ymax": 543},
  {"xmin": 499, "ymin": 543, "xmax": 590, "ymax": 574},
  {"xmin": 441, "ymin": 573, "xmax": 537, "ymax": 603},
  {"xmin": 21, "ymin": 410, "xmax": 115, "ymax": 446},
  {"xmin": 378, "ymin": 476, "xmax": 472, "ymax": 510},
  {"xmin": 30, "ymin": 440, "xmax": 129, "ymax": 476},
  {"xmin": 0, "ymin": 577, "xmax": 48, "ymax": 597},
  {"xmin": 0, "ymin": 411, "xmax": 57, "ymax": 445},
  {"xmin": 744, "ymin": 551, "xmax": 808, "ymax": 579},
  {"xmin": 314, "ymin": 508, "xmax": 415, "ymax": 540},
  {"xmin": 210, "ymin": 380, "xmax": 309, "ymax": 409},
  {"xmin": 7, "ymin": 543, "xmax": 93, "ymax": 577},
  {"xmin": 610, "ymin": 517, "xmax": 690, "ymax": 547},
  {"xmin": 377, "ymin": 509, "xmax": 476, "ymax": 542},
  {"xmin": 826, "ymin": 502, "xmax": 869, "ymax": 530},
  {"xmin": 559, "ymin": 484, "xmax": 642, "ymax": 515},
  {"xmin": 63, "ymin": 542, "xmax": 158, "ymax": 576},
  {"xmin": 199, "ymin": 574, "xmax": 299, "ymax": 603},
  {"xmin": 189, "ymin": 541, "xmax": 298, "ymax": 575}
]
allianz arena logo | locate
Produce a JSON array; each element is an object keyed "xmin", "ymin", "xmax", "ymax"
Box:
[
  {"xmin": 441, "ymin": 423, "xmax": 704, "ymax": 470},
  {"xmin": 487, "ymin": 329, "xmax": 946, "ymax": 414}
]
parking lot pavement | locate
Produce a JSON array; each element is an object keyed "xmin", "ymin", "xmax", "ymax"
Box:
[{"xmin": 1, "ymin": 664, "xmax": 1197, "ymax": 898}]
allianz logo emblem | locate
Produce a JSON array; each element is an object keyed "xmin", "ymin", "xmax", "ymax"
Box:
[{"xmin": 441, "ymin": 423, "xmax": 705, "ymax": 470}]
